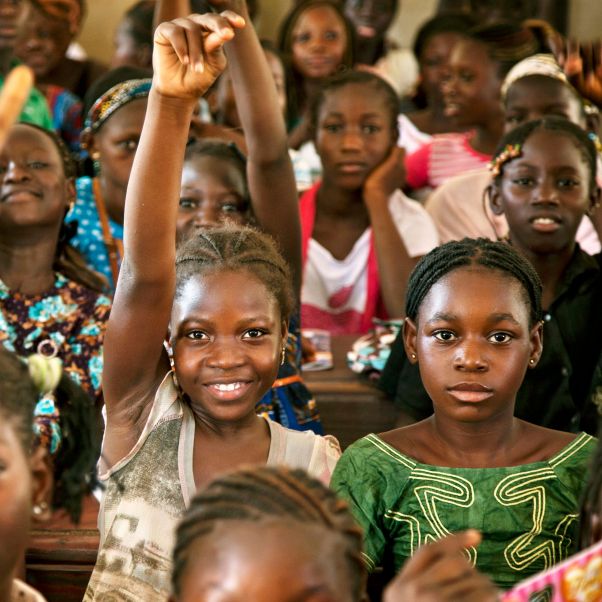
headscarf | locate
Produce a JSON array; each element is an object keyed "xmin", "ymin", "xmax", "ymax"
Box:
[{"xmin": 30, "ymin": 0, "xmax": 82, "ymax": 35}]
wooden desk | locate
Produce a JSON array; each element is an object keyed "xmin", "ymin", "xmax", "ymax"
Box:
[{"xmin": 303, "ymin": 335, "xmax": 397, "ymax": 449}]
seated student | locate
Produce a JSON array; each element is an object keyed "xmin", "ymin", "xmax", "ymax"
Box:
[
  {"xmin": 399, "ymin": 13, "xmax": 475, "ymax": 153},
  {"xmin": 0, "ymin": 347, "xmax": 99, "ymax": 601},
  {"xmin": 300, "ymin": 70, "xmax": 438, "ymax": 335},
  {"xmin": 383, "ymin": 119, "xmax": 602, "ymax": 435},
  {"xmin": 332, "ymin": 237, "xmax": 598, "ymax": 590},
  {"xmin": 0, "ymin": 123, "xmax": 110, "ymax": 405},
  {"xmin": 14, "ymin": 0, "xmax": 106, "ymax": 100},
  {"xmin": 405, "ymin": 23, "xmax": 541, "ymax": 192},
  {"xmin": 426, "ymin": 54, "xmax": 601, "ymax": 255},
  {"xmin": 85, "ymin": 12, "xmax": 340, "ymax": 601},
  {"xmin": 343, "ymin": 0, "xmax": 418, "ymax": 99}
]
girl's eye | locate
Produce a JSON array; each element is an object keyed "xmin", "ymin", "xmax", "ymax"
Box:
[
  {"xmin": 459, "ymin": 70, "xmax": 474, "ymax": 83},
  {"xmin": 433, "ymin": 330, "xmax": 456, "ymax": 342},
  {"xmin": 324, "ymin": 30, "xmax": 339, "ymax": 41},
  {"xmin": 118, "ymin": 139, "xmax": 138, "ymax": 152},
  {"xmin": 512, "ymin": 177, "xmax": 534, "ymax": 187},
  {"xmin": 28, "ymin": 161, "xmax": 49, "ymax": 170},
  {"xmin": 294, "ymin": 33, "xmax": 310, "ymax": 44},
  {"xmin": 186, "ymin": 330, "xmax": 208, "ymax": 340},
  {"xmin": 323, "ymin": 123, "xmax": 343, "ymax": 133},
  {"xmin": 179, "ymin": 198, "xmax": 197, "ymax": 210},
  {"xmin": 242, "ymin": 328, "xmax": 267, "ymax": 339},
  {"xmin": 557, "ymin": 177, "xmax": 580, "ymax": 189},
  {"xmin": 362, "ymin": 124, "xmax": 380, "ymax": 134},
  {"xmin": 221, "ymin": 202, "xmax": 242, "ymax": 214},
  {"xmin": 488, "ymin": 332, "xmax": 512, "ymax": 344}
]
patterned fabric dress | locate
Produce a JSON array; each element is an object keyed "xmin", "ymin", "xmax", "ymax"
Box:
[
  {"xmin": 0, "ymin": 273, "xmax": 111, "ymax": 402},
  {"xmin": 331, "ymin": 432, "xmax": 597, "ymax": 590}
]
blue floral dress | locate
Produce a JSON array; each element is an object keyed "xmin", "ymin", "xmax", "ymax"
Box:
[{"xmin": 0, "ymin": 273, "xmax": 111, "ymax": 403}]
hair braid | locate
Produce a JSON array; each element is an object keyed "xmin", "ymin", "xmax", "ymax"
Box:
[
  {"xmin": 406, "ymin": 238, "xmax": 542, "ymax": 327},
  {"xmin": 172, "ymin": 466, "xmax": 366, "ymax": 599}
]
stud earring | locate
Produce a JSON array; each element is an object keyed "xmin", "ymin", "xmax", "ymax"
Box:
[
  {"xmin": 32, "ymin": 501, "xmax": 48, "ymax": 517},
  {"xmin": 411, "ymin": 353, "xmax": 417, "ymax": 361},
  {"xmin": 91, "ymin": 151, "xmax": 101, "ymax": 176},
  {"xmin": 529, "ymin": 359, "xmax": 535, "ymax": 365}
]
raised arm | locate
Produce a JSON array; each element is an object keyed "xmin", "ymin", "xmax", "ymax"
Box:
[
  {"xmin": 210, "ymin": 0, "xmax": 302, "ymax": 296},
  {"xmin": 102, "ymin": 13, "xmax": 244, "ymax": 462},
  {"xmin": 153, "ymin": 0, "xmax": 190, "ymax": 30}
]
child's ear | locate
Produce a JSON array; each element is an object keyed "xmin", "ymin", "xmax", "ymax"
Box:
[
  {"xmin": 80, "ymin": 128, "xmax": 94, "ymax": 154},
  {"xmin": 587, "ymin": 185, "xmax": 602, "ymax": 216},
  {"xmin": 402, "ymin": 317, "xmax": 418, "ymax": 364},
  {"xmin": 527, "ymin": 320, "xmax": 544, "ymax": 368},
  {"xmin": 487, "ymin": 183, "xmax": 505, "ymax": 216},
  {"xmin": 280, "ymin": 320, "xmax": 289, "ymax": 342},
  {"xmin": 30, "ymin": 446, "xmax": 54, "ymax": 523}
]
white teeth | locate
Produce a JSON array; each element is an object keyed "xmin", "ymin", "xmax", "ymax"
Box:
[
  {"xmin": 534, "ymin": 218, "xmax": 555, "ymax": 224},
  {"xmin": 212, "ymin": 382, "xmax": 243, "ymax": 392}
]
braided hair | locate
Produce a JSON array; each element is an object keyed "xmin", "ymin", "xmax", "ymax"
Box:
[
  {"xmin": 175, "ymin": 224, "xmax": 294, "ymax": 322},
  {"xmin": 0, "ymin": 348, "xmax": 99, "ymax": 523},
  {"xmin": 172, "ymin": 466, "xmax": 366, "ymax": 600},
  {"xmin": 17, "ymin": 123, "xmax": 107, "ymax": 293},
  {"xmin": 491, "ymin": 116, "xmax": 598, "ymax": 192},
  {"xmin": 405, "ymin": 238, "xmax": 542, "ymax": 328}
]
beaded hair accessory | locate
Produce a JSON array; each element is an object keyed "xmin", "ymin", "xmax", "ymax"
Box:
[
  {"xmin": 489, "ymin": 144, "xmax": 522, "ymax": 178},
  {"xmin": 28, "ymin": 340, "xmax": 63, "ymax": 457},
  {"xmin": 84, "ymin": 79, "xmax": 152, "ymax": 133}
]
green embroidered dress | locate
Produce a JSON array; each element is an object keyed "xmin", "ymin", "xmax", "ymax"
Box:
[{"xmin": 331, "ymin": 432, "xmax": 596, "ymax": 590}]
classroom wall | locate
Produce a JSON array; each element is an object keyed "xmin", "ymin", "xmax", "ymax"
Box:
[{"xmin": 77, "ymin": 0, "xmax": 602, "ymax": 64}]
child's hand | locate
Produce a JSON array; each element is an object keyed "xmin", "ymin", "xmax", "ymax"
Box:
[
  {"xmin": 383, "ymin": 530, "xmax": 500, "ymax": 602},
  {"xmin": 153, "ymin": 12, "xmax": 245, "ymax": 100},
  {"xmin": 364, "ymin": 146, "xmax": 406, "ymax": 202}
]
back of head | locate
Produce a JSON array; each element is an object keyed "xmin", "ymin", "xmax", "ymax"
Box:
[
  {"xmin": 309, "ymin": 69, "xmax": 399, "ymax": 135},
  {"xmin": 123, "ymin": 1, "xmax": 155, "ymax": 48},
  {"xmin": 405, "ymin": 238, "xmax": 543, "ymax": 327},
  {"xmin": 172, "ymin": 466, "xmax": 366, "ymax": 600},
  {"xmin": 175, "ymin": 224, "xmax": 295, "ymax": 323}
]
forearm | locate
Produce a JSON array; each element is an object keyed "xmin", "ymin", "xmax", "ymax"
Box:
[
  {"xmin": 123, "ymin": 90, "xmax": 195, "ymax": 281},
  {"xmin": 366, "ymin": 191, "xmax": 416, "ymax": 318}
]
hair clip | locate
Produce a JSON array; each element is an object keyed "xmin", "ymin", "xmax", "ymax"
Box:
[{"xmin": 489, "ymin": 144, "xmax": 522, "ymax": 178}]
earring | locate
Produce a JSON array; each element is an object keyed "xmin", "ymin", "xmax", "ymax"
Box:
[
  {"xmin": 280, "ymin": 345, "xmax": 286, "ymax": 366},
  {"xmin": 32, "ymin": 501, "xmax": 48, "ymax": 517},
  {"xmin": 529, "ymin": 359, "xmax": 535, "ymax": 365},
  {"xmin": 410, "ymin": 353, "xmax": 417, "ymax": 361},
  {"xmin": 91, "ymin": 151, "xmax": 101, "ymax": 176}
]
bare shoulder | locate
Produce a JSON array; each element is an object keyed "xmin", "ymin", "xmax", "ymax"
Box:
[
  {"xmin": 515, "ymin": 421, "xmax": 579, "ymax": 463},
  {"xmin": 378, "ymin": 420, "xmax": 435, "ymax": 463}
]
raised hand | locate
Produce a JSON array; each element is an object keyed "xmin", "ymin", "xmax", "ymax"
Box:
[
  {"xmin": 384, "ymin": 531, "xmax": 500, "ymax": 602},
  {"xmin": 364, "ymin": 146, "xmax": 406, "ymax": 203},
  {"xmin": 152, "ymin": 11, "xmax": 245, "ymax": 100}
]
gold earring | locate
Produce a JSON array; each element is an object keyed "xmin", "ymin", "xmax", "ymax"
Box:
[
  {"xmin": 529, "ymin": 359, "xmax": 535, "ymax": 365},
  {"xmin": 411, "ymin": 353, "xmax": 417, "ymax": 361},
  {"xmin": 281, "ymin": 345, "xmax": 286, "ymax": 365},
  {"xmin": 32, "ymin": 501, "xmax": 48, "ymax": 517}
]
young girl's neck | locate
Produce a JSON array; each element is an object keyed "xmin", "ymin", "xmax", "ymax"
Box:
[
  {"xmin": 471, "ymin": 118, "xmax": 504, "ymax": 156},
  {"xmin": 0, "ymin": 235, "xmax": 57, "ymax": 293},
  {"xmin": 318, "ymin": 178, "xmax": 368, "ymax": 217}
]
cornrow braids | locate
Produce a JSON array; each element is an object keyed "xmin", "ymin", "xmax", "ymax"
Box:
[
  {"xmin": 0, "ymin": 348, "xmax": 99, "ymax": 523},
  {"xmin": 175, "ymin": 224, "xmax": 294, "ymax": 322},
  {"xmin": 579, "ymin": 422, "xmax": 602, "ymax": 549},
  {"xmin": 309, "ymin": 70, "xmax": 399, "ymax": 139},
  {"xmin": 172, "ymin": 466, "xmax": 366, "ymax": 599},
  {"xmin": 17, "ymin": 123, "xmax": 107, "ymax": 293},
  {"xmin": 405, "ymin": 238, "xmax": 543, "ymax": 328},
  {"xmin": 491, "ymin": 116, "xmax": 598, "ymax": 192}
]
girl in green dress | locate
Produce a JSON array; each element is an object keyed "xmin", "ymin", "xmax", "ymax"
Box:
[{"xmin": 332, "ymin": 231, "xmax": 598, "ymax": 588}]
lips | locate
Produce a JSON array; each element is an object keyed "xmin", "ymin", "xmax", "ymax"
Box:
[
  {"xmin": 447, "ymin": 382, "xmax": 493, "ymax": 403},
  {"xmin": 203, "ymin": 380, "xmax": 252, "ymax": 402},
  {"xmin": 530, "ymin": 215, "xmax": 562, "ymax": 233},
  {"xmin": 336, "ymin": 162, "xmax": 367, "ymax": 174},
  {"xmin": 443, "ymin": 101, "xmax": 463, "ymax": 117},
  {"xmin": 0, "ymin": 189, "xmax": 42, "ymax": 203}
]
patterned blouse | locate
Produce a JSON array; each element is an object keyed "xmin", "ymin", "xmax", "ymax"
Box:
[
  {"xmin": 332, "ymin": 432, "xmax": 597, "ymax": 590},
  {"xmin": 0, "ymin": 273, "xmax": 111, "ymax": 402}
]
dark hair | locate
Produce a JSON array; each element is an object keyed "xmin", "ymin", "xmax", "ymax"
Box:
[
  {"xmin": 405, "ymin": 238, "xmax": 543, "ymax": 328},
  {"xmin": 15, "ymin": 123, "xmax": 106, "ymax": 293},
  {"xmin": 412, "ymin": 13, "xmax": 476, "ymax": 62},
  {"xmin": 492, "ymin": 117, "xmax": 598, "ymax": 192},
  {"xmin": 466, "ymin": 22, "xmax": 543, "ymax": 78},
  {"xmin": 175, "ymin": 224, "xmax": 294, "ymax": 322},
  {"xmin": 309, "ymin": 69, "xmax": 399, "ymax": 137},
  {"xmin": 579, "ymin": 423, "xmax": 602, "ymax": 549},
  {"xmin": 122, "ymin": 1, "xmax": 155, "ymax": 49},
  {"xmin": 83, "ymin": 66, "xmax": 153, "ymax": 119},
  {"xmin": 0, "ymin": 348, "xmax": 99, "ymax": 523},
  {"xmin": 278, "ymin": 0, "xmax": 356, "ymax": 126},
  {"xmin": 171, "ymin": 466, "xmax": 366, "ymax": 599}
]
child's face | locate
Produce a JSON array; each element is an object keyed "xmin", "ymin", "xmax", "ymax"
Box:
[
  {"xmin": 442, "ymin": 39, "xmax": 503, "ymax": 127},
  {"xmin": 492, "ymin": 130, "xmax": 597, "ymax": 256},
  {"xmin": 419, "ymin": 32, "xmax": 464, "ymax": 103},
  {"xmin": 504, "ymin": 77, "xmax": 585, "ymax": 134},
  {"xmin": 174, "ymin": 520, "xmax": 356, "ymax": 602},
  {"xmin": 15, "ymin": 4, "xmax": 72, "ymax": 78},
  {"xmin": 0, "ymin": 125, "xmax": 72, "ymax": 232},
  {"xmin": 344, "ymin": 0, "xmax": 396, "ymax": 42},
  {"xmin": 87, "ymin": 97, "xmax": 148, "ymax": 217},
  {"xmin": 111, "ymin": 16, "xmax": 150, "ymax": 69},
  {"xmin": 404, "ymin": 267, "xmax": 542, "ymax": 424},
  {"xmin": 177, "ymin": 156, "xmax": 249, "ymax": 242},
  {"xmin": 291, "ymin": 5, "xmax": 347, "ymax": 80},
  {"xmin": 170, "ymin": 270, "xmax": 286, "ymax": 424},
  {"xmin": 315, "ymin": 83, "xmax": 395, "ymax": 190},
  {"xmin": 0, "ymin": 421, "xmax": 51, "ymax": 587},
  {"xmin": 0, "ymin": 0, "xmax": 23, "ymax": 50}
]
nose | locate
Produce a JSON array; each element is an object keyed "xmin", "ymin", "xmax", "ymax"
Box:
[
  {"xmin": 453, "ymin": 339, "xmax": 488, "ymax": 372},
  {"xmin": 192, "ymin": 205, "xmax": 221, "ymax": 228},
  {"xmin": 534, "ymin": 177, "xmax": 559, "ymax": 205},
  {"xmin": 441, "ymin": 75, "xmax": 457, "ymax": 98},
  {"xmin": 4, "ymin": 161, "xmax": 30, "ymax": 183},
  {"xmin": 206, "ymin": 338, "xmax": 245, "ymax": 370},
  {"xmin": 341, "ymin": 127, "xmax": 363, "ymax": 152}
]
